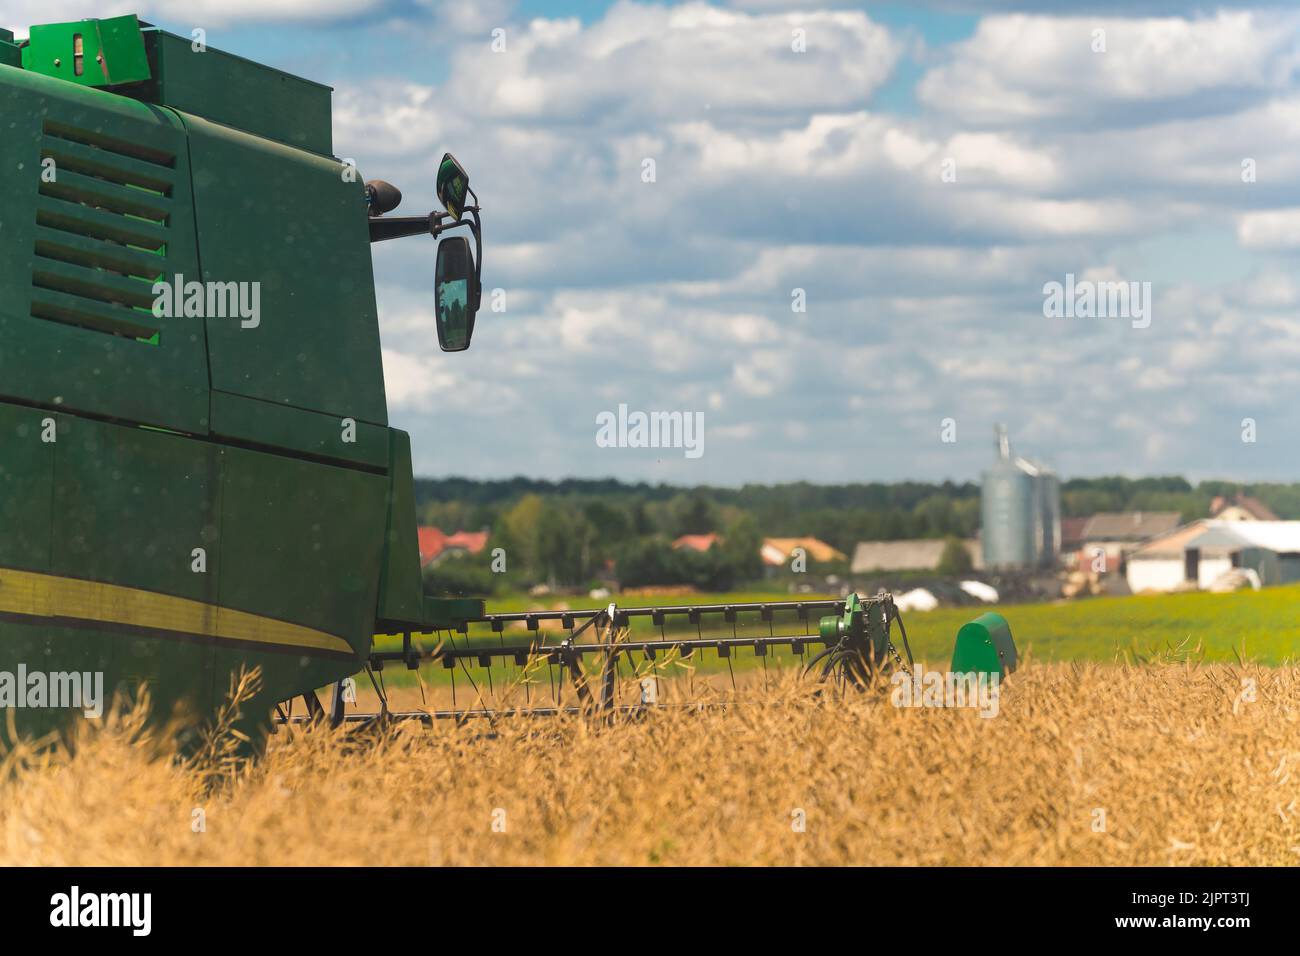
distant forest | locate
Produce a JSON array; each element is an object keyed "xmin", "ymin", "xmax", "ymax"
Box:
[{"xmin": 413, "ymin": 475, "xmax": 1300, "ymax": 593}]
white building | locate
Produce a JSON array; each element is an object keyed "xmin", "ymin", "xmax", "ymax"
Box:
[{"xmin": 1125, "ymin": 520, "xmax": 1300, "ymax": 592}]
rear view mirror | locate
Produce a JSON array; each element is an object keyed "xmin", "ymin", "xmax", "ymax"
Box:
[
  {"xmin": 436, "ymin": 153, "xmax": 469, "ymax": 221},
  {"xmin": 434, "ymin": 236, "xmax": 477, "ymax": 352}
]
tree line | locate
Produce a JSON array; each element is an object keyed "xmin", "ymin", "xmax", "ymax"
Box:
[{"xmin": 416, "ymin": 475, "xmax": 1300, "ymax": 595}]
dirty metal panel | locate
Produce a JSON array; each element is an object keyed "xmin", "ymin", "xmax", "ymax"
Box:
[
  {"xmin": 0, "ymin": 66, "xmax": 210, "ymax": 433},
  {"xmin": 183, "ymin": 112, "xmax": 387, "ymax": 428}
]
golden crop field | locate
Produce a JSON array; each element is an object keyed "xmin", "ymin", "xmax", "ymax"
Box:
[{"xmin": 3, "ymin": 656, "xmax": 1298, "ymax": 866}]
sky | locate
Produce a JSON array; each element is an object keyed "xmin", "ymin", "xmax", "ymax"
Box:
[{"xmin": 7, "ymin": 1, "xmax": 1300, "ymax": 486}]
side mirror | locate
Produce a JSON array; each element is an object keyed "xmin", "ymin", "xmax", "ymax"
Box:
[
  {"xmin": 436, "ymin": 153, "xmax": 469, "ymax": 221},
  {"xmin": 434, "ymin": 236, "xmax": 478, "ymax": 352}
]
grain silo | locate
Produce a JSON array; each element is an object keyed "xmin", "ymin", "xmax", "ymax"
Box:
[{"xmin": 981, "ymin": 425, "xmax": 1060, "ymax": 569}]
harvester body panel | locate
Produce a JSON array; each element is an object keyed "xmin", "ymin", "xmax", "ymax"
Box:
[
  {"xmin": 183, "ymin": 111, "xmax": 388, "ymax": 429},
  {"xmin": 0, "ymin": 15, "xmax": 438, "ymax": 745},
  {"xmin": 1, "ymin": 63, "xmax": 208, "ymax": 432}
]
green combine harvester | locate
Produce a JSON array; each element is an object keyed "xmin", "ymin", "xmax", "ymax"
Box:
[{"xmin": 0, "ymin": 15, "xmax": 1014, "ymax": 746}]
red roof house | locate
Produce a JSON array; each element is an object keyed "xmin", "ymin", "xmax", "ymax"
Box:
[
  {"xmin": 672, "ymin": 533, "xmax": 720, "ymax": 553},
  {"xmin": 418, "ymin": 527, "xmax": 489, "ymax": 567}
]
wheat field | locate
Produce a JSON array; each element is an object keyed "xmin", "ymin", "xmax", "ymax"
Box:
[{"xmin": 2, "ymin": 659, "xmax": 1298, "ymax": 866}]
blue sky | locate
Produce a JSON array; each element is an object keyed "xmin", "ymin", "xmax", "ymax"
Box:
[{"xmin": 10, "ymin": 1, "xmax": 1300, "ymax": 486}]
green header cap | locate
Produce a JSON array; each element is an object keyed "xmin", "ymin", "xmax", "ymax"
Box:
[
  {"xmin": 951, "ymin": 612, "xmax": 1018, "ymax": 678},
  {"xmin": 21, "ymin": 14, "xmax": 151, "ymax": 87}
]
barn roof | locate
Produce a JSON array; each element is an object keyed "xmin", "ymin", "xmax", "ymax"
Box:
[
  {"xmin": 851, "ymin": 539, "xmax": 981, "ymax": 573},
  {"xmin": 762, "ymin": 537, "xmax": 846, "ymax": 565},
  {"xmin": 1081, "ymin": 511, "xmax": 1182, "ymax": 541}
]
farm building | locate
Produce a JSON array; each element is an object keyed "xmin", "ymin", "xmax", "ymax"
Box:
[
  {"xmin": 1125, "ymin": 520, "xmax": 1300, "ymax": 592},
  {"xmin": 760, "ymin": 537, "xmax": 845, "ymax": 567},
  {"xmin": 1064, "ymin": 511, "xmax": 1182, "ymax": 572},
  {"xmin": 1059, "ymin": 516, "xmax": 1091, "ymax": 554},
  {"xmin": 672, "ymin": 533, "xmax": 720, "ymax": 553},
  {"xmin": 851, "ymin": 539, "xmax": 982, "ymax": 574},
  {"xmin": 417, "ymin": 527, "xmax": 490, "ymax": 567},
  {"xmin": 1209, "ymin": 493, "xmax": 1278, "ymax": 521}
]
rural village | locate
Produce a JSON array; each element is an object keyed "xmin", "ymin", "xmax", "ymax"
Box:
[{"xmin": 417, "ymin": 426, "xmax": 1300, "ymax": 614}]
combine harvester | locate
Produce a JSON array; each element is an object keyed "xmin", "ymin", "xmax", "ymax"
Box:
[{"xmin": 0, "ymin": 15, "xmax": 1015, "ymax": 745}]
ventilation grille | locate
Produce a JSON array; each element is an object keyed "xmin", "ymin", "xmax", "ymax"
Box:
[{"xmin": 31, "ymin": 120, "xmax": 177, "ymax": 343}]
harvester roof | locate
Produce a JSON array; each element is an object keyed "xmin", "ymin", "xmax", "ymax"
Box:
[{"xmin": 5, "ymin": 14, "xmax": 332, "ymax": 154}]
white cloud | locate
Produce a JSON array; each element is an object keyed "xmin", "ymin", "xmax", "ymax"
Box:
[
  {"xmin": 334, "ymin": 83, "xmax": 444, "ymax": 161},
  {"xmin": 415, "ymin": 0, "xmax": 516, "ymax": 36},
  {"xmin": 1237, "ymin": 208, "xmax": 1300, "ymax": 249},
  {"xmin": 732, "ymin": 350, "xmax": 791, "ymax": 397},
  {"xmin": 442, "ymin": 2, "xmax": 901, "ymax": 124},
  {"xmin": 918, "ymin": 12, "xmax": 1300, "ymax": 125},
  {"xmin": 381, "ymin": 348, "xmax": 443, "ymax": 409}
]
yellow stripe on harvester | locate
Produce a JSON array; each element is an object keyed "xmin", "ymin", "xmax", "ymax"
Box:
[{"xmin": 0, "ymin": 567, "xmax": 355, "ymax": 656}]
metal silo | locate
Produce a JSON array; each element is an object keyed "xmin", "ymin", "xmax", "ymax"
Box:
[
  {"xmin": 1038, "ymin": 470, "xmax": 1061, "ymax": 563},
  {"xmin": 981, "ymin": 426, "xmax": 1059, "ymax": 569}
]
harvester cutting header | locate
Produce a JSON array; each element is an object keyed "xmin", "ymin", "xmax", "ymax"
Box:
[{"xmin": 0, "ymin": 15, "xmax": 1013, "ymax": 745}]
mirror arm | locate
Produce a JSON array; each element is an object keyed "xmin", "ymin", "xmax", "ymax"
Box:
[
  {"xmin": 368, "ymin": 214, "xmax": 435, "ymax": 243},
  {"xmin": 464, "ymin": 188, "xmax": 483, "ymax": 311},
  {"xmin": 429, "ymin": 207, "xmax": 480, "ymax": 237}
]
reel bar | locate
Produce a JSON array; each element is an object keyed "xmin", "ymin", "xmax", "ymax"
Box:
[
  {"xmin": 371, "ymin": 632, "xmax": 830, "ymax": 669},
  {"xmin": 370, "ymin": 597, "xmax": 857, "ymax": 672},
  {"xmin": 457, "ymin": 599, "xmax": 847, "ymax": 633}
]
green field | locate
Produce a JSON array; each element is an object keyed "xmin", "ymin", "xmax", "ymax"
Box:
[
  {"xmin": 901, "ymin": 584, "xmax": 1300, "ymax": 664},
  {"xmin": 368, "ymin": 584, "xmax": 1300, "ymax": 693}
]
